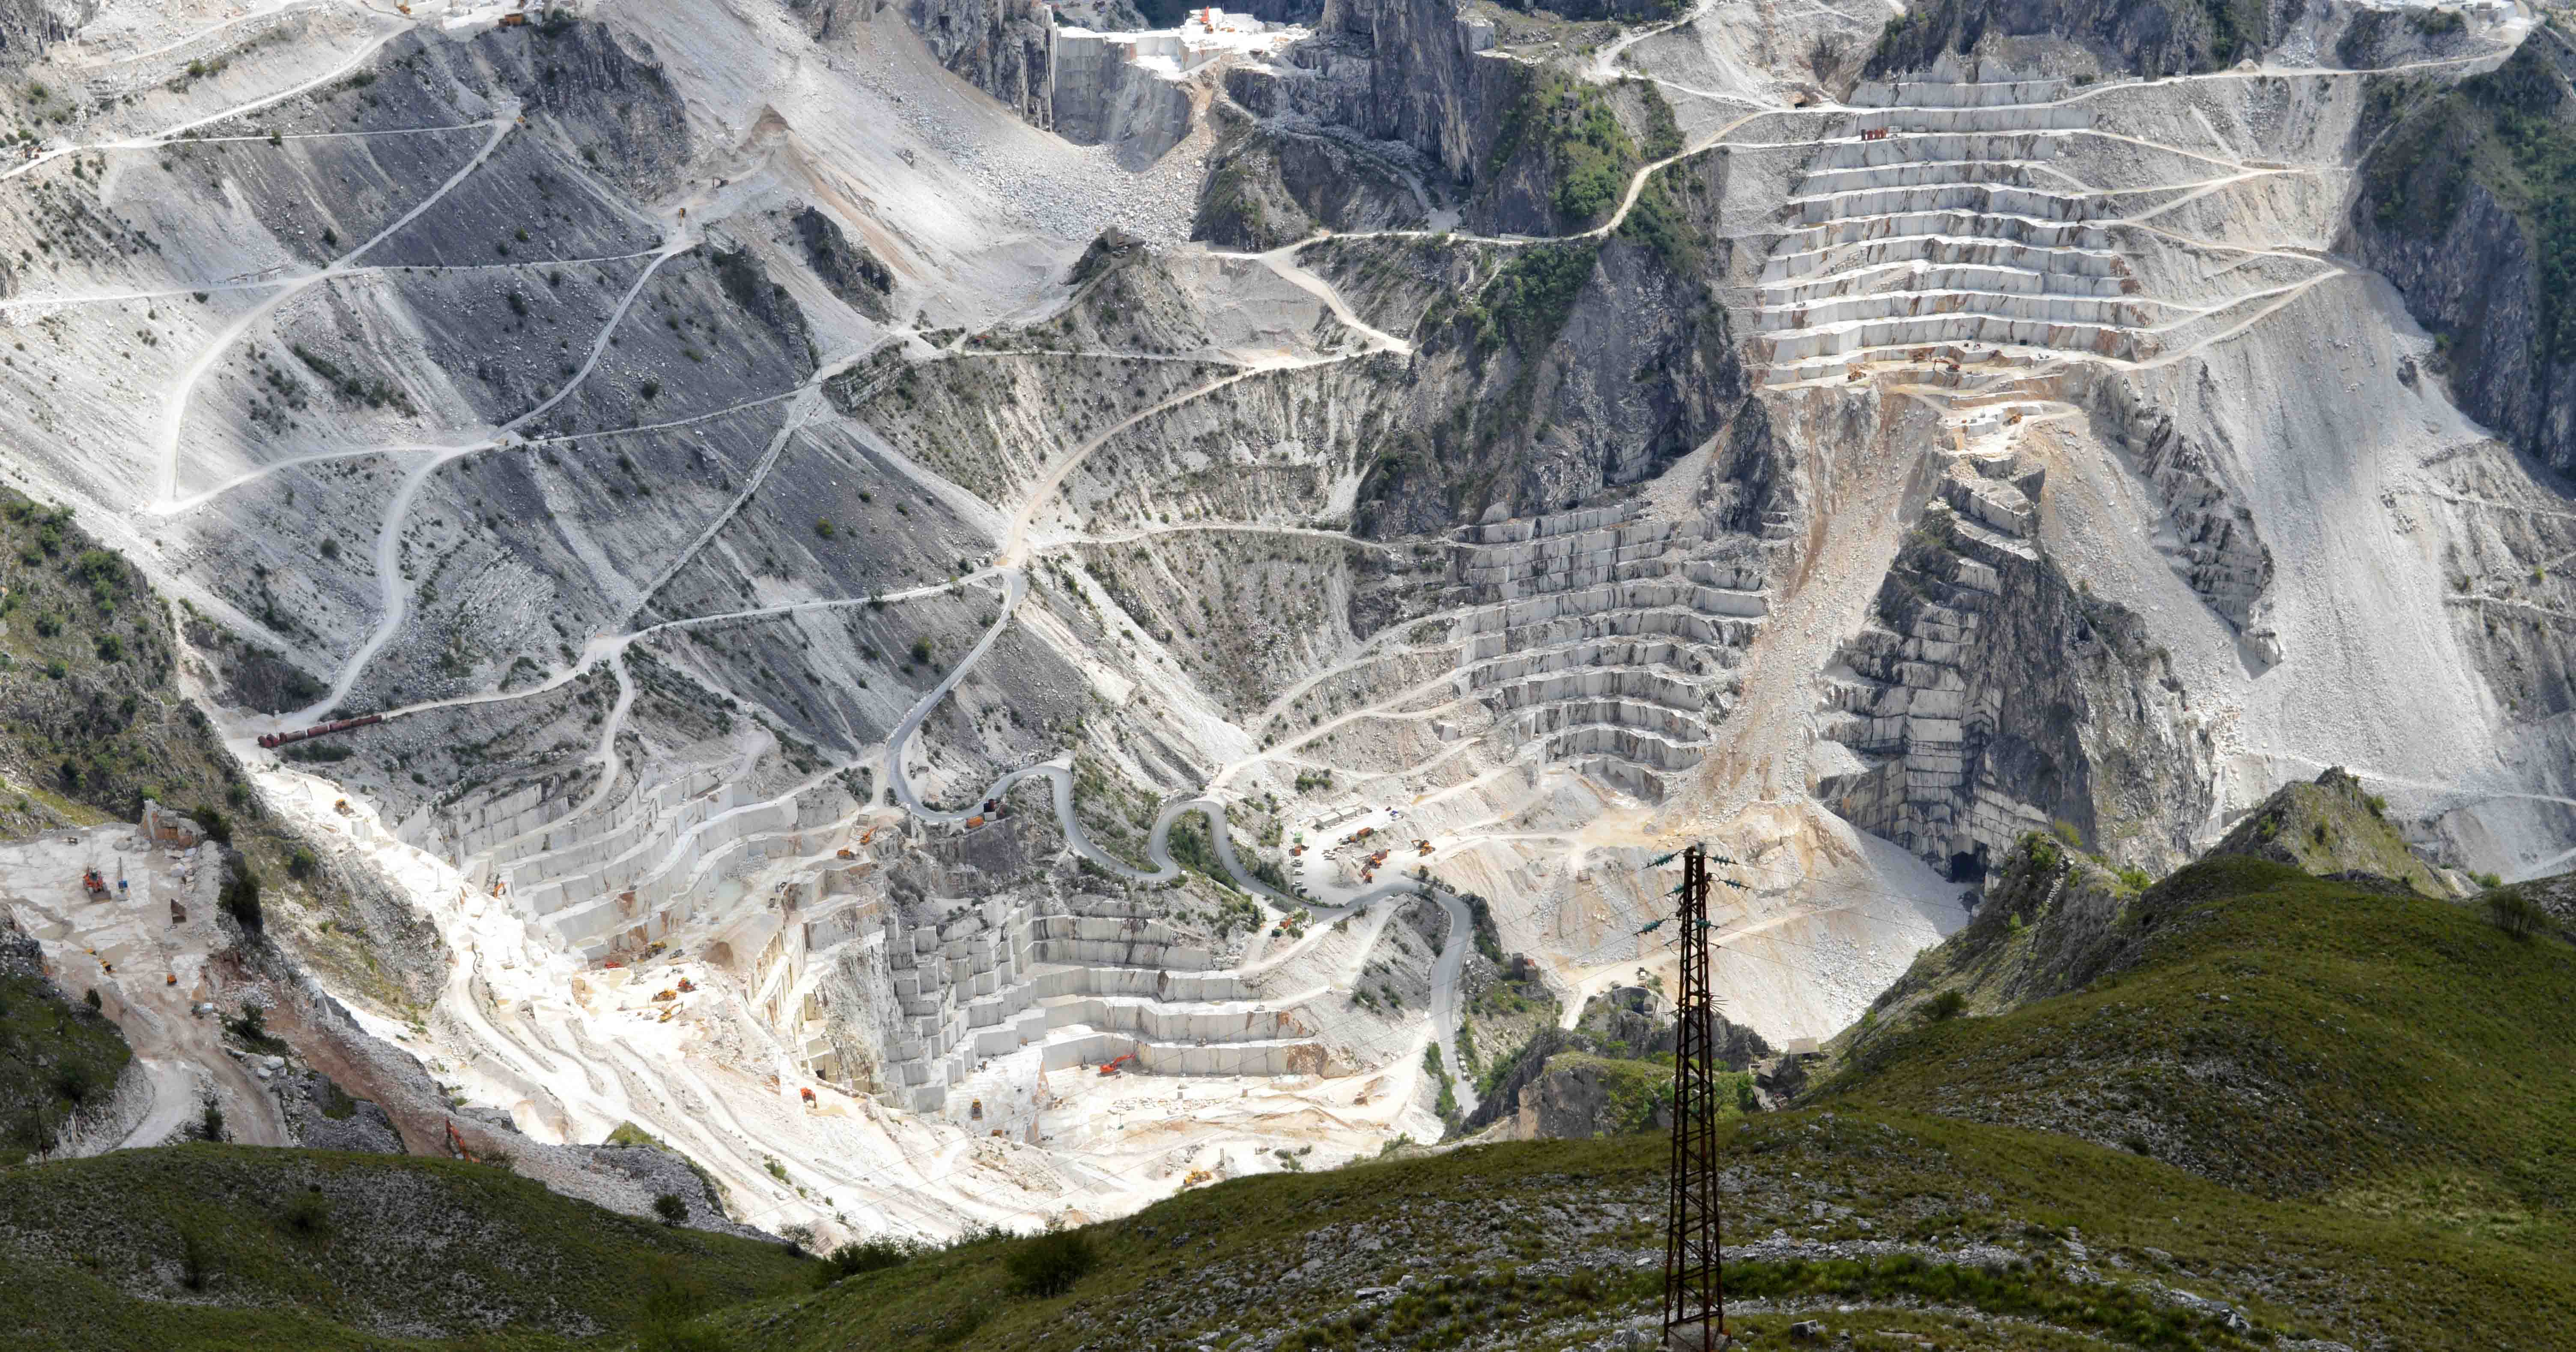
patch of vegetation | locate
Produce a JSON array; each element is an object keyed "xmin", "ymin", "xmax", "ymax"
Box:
[
  {"xmin": 0, "ymin": 1144, "xmax": 807, "ymax": 1349},
  {"xmin": 1466, "ymin": 242, "xmax": 1601, "ymax": 355},
  {"xmin": 0, "ymin": 964, "xmax": 133, "ymax": 1164},
  {"xmin": 1485, "ymin": 69, "xmax": 1641, "ymax": 228}
]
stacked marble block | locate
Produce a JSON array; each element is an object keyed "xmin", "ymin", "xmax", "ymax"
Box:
[
  {"xmin": 1452, "ymin": 506, "xmax": 1769, "ymax": 801},
  {"xmin": 878, "ymin": 895, "xmax": 1041, "ymax": 1112},
  {"xmin": 1753, "ymin": 76, "xmax": 2154, "ymax": 378},
  {"xmin": 1023, "ymin": 914, "xmax": 1318, "ymax": 1077},
  {"xmin": 1820, "ymin": 465, "xmax": 2053, "ymax": 868},
  {"xmin": 465, "ymin": 765, "xmax": 846, "ymax": 958}
]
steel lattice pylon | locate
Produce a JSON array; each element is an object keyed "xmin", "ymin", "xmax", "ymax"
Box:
[{"xmin": 1661, "ymin": 843, "xmax": 1724, "ymax": 1351}]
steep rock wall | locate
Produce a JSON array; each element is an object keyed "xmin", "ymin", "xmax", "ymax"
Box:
[
  {"xmin": 2349, "ymin": 37, "xmax": 2576, "ymax": 477},
  {"xmin": 1054, "ymin": 30, "xmax": 1193, "ymax": 167},
  {"xmin": 906, "ymin": 0, "xmax": 1057, "ymax": 129},
  {"xmin": 1821, "ymin": 471, "xmax": 2214, "ymax": 874},
  {"xmin": 0, "ymin": 0, "xmax": 88, "ymax": 72},
  {"xmin": 1864, "ymin": 0, "xmax": 2280, "ymax": 79},
  {"xmin": 1226, "ymin": 0, "xmax": 1515, "ymax": 185}
]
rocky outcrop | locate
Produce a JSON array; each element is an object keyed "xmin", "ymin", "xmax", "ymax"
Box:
[
  {"xmin": 1053, "ymin": 30, "xmax": 1194, "ymax": 168},
  {"xmin": 1193, "ymin": 113, "xmax": 1427, "ymax": 248},
  {"xmin": 1865, "ymin": 0, "xmax": 2277, "ymax": 79},
  {"xmin": 1224, "ymin": 0, "xmax": 1515, "ymax": 185},
  {"xmin": 2092, "ymin": 381, "xmax": 2278, "ymax": 661},
  {"xmin": 1836, "ymin": 834, "xmax": 2137, "ymax": 1066},
  {"xmin": 905, "ymin": 0, "xmax": 1057, "ymax": 129},
  {"xmin": 1820, "ymin": 460, "xmax": 2215, "ymax": 875},
  {"xmin": 0, "ymin": 0, "xmax": 91, "ymax": 72},
  {"xmin": 793, "ymin": 207, "xmax": 894, "ymax": 322},
  {"xmin": 2349, "ymin": 36, "xmax": 2576, "ymax": 478},
  {"xmin": 2208, "ymin": 767, "xmax": 2458, "ymax": 897}
]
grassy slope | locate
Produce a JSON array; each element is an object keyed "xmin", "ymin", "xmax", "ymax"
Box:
[
  {"xmin": 1825, "ymin": 856, "xmax": 2575, "ymax": 1211},
  {"xmin": 0, "ymin": 1145, "xmax": 809, "ymax": 1352}
]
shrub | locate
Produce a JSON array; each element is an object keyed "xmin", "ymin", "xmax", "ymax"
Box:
[
  {"xmin": 1004, "ymin": 1226, "xmax": 1099, "ymax": 1297},
  {"xmin": 281, "ymin": 1187, "xmax": 332, "ymax": 1239},
  {"xmin": 286, "ymin": 847, "xmax": 316, "ymax": 881},
  {"xmin": 192, "ymin": 806, "xmax": 233, "ymax": 845},
  {"xmin": 1925, "ymin": 990, "xmax": 1968, "ymax": 1021},
  {"xmin": 200, "ymin": 1102, "xmax": 225, "ymax": 1142},
  {"xmin": 221, "ymin": 868, "xmax": 263, "ymax": 932},
  {"xmin": 653, "ymin": 1192, "xmax": 687, "ymax": 1226},
  {"xmin": 179, "ymin": 1225, "xmax": 214, "ymax": 1290},
  {"xmin": 2486, "ymin": 889, "xmax": 2549, "ymax": 940},
  {"xmin": 814, "ymin": 517, "xmax": 835, "ymax": 539},
  {"xmin": 2050, "ymin": 819, "xmax": 2081, "ymax": 849},
  {"xmin": 817, "ymin": 1236, "xmax": 925, "ymax": 1286}
]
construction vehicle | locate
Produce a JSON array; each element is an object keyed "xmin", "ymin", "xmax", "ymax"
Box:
[
  {"xmin": 498, "ymin": 9, "xmax": 526, "ymax": 24},
  {"xmin": 800, "ymin": 1086, "xmax": 817, "ymax": 1104},
  {"xmin": 1098, "ymin": 1053, "xmax": 1134, "ymax": 1076},
  {"xmin": 676, "ymin": 977, "xmax": 695, "ymax": 993},
  {"xmin": 81, "ymin": 868, "xmax": 109, "ymax": 900},
  {"xmin": 965, "ymin": 814, "xmax": 986, "ymax": 829},
  {"xmin": 258, "ymin": 713, "xmax": 383, "ymax": 750},
  {"xmin": 836, "ymin": 848, "xmax": 856, "ymax": 860},
  {"xmin": 334, "ymin": 798, "xmax": 353, "ymax": 816}
]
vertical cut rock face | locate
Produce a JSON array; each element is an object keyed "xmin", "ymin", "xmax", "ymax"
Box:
[
  {"xmin": 1225, "ymin": 0, "xmax": 1518, "ymax": 183},
  {"xmin": 906, "ymin": 0, "xmax": 1058, "ymax": 129},
  {"xmin": 1052, "ymin": 30, "xmax": 1194, "ymax": 167}
]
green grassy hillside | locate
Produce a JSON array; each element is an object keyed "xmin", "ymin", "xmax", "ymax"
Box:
[
  {"xmin": 1825, "ymin": 855, "xmax": 2575, "ymax": 1211},
  {"xmin": 0, "ymin": 1144, "xmax": 809, "ymax": 1352}
]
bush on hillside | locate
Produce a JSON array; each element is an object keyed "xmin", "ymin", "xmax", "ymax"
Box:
[
  {"xmin": 815, "ymin": 1236, "xmax": 927, "ymax": 1287},
  {"xmin": 1005, "ymin": 1226, "xmax": 1098, "ymax": 1298},
  {"xmin": 2487, "ymin": 889, "xmax": 2549, "ymax": 940}
]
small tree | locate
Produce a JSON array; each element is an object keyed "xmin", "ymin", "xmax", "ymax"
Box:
[
  {"xmin": 1925, "ymin": 990, "xmax": 1968, "ymax": 1022},
  {"xmin": 653, "ymin": 1192, "xmax": 687, "ymax": 1226}
]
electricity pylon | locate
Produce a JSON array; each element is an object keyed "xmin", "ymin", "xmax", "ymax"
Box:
[{"xmin": 1661, "ymin": 842, "xmax": 1724, "ymax": 1351}]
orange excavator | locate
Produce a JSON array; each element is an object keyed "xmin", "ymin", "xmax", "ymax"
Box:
[{"xmin": 1098, "ymin": 1054, "xmax": 1135, "ymax": 1077}]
